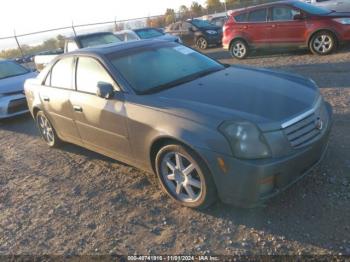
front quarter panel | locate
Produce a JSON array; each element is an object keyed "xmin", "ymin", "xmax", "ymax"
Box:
[
  {"xmin": 124, "ymin": 96, "xmax": 232, "ymax": 171},
  {"xmin": 24, "ymin": 78, "xmax": 43, "ymax": 118}
]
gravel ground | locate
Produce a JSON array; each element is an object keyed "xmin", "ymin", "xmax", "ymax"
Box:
[{"xmin": 0, "ymin": 47, "xmax": 350, "ymax": 256}]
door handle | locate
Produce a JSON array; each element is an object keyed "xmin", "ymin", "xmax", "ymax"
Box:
[
  {"xmin": 43, "ymin": 96, "xmax": 50, "ymax": 102},
  {"xmin": 73, "ymin": 105, "xmax": 83, "ymax": 112}
]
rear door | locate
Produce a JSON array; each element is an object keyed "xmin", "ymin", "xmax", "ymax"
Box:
[
  {"xmin": 69, "ymin": 56, "xmax": 131, "ymax": 159},
  {"xmin": 268, "ymin": 5, "xmax": 307, "ymax": 46},
  {"xmin": 39, "ymin": 56, "xmax": 81, "ymax": 142},
  {"xmin": 180, "ymin": 22, "xmax": 196, "ymax": 46},
  {"xmin": 245, "ymin": 8, "xmax": 271, "ymax": 47}
]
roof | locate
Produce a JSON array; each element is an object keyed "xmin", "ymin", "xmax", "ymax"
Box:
[
  {"xmin": 230, "ymin": 0, "xmax": 298, "ymax": 14},
  {"xmin": 66, "ymin": 31, "xmax": 116, "ymax": 41},
  {"xmin": 70, "ymin": 39, "xmax": 169, "ymax": 56}
]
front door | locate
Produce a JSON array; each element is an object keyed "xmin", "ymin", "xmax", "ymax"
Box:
[
  {"xmin": 245, "ymin": 8, "xmax": 272, "ymax": 47},
  {"xmin": 69, "ymin": 56, "xmax": 131, "ymax": 159},
  {"xmin": 39, "ymin": 56, "xmax": 81, "ymax": 142},
  {"xmin": 268, "ymin": 6, "xmax": 307, "ymax": 46}
]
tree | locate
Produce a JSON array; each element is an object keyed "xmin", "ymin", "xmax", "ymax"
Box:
[
  {"xmin": 179, "ymin": 5, "xmax": 191, "ymax": 19},
  {"xmin": 165, "ymin": 8, "xmax": 176, "ymax": 25},
  {"xmin": 225, "ymin": 0, "xmax": 240, "ymax": 9},
  {"xmin": 190, "ymin": 2, "xmax": 204, "ymax": 17},
  {"xmin": 206, "ymin": 0, "xmax": 222, "ymax": 12}
]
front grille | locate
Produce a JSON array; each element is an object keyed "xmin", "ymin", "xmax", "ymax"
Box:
[
  {"xmin": 7, "ymin": 98, "xmax": 28, "ymax": 114},
  {"xmin": 283, "ymin": 100, "xmax": 327, "ymax": 149}
]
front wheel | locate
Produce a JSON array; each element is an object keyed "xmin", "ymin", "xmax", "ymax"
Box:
[
  {"xmin": 230, "ymin": 39, "xmax": 249, "ymax": 59},
  {"xmin": 36, "ymin": 111, "xmax": 61, "ymax": 147},
  {"xmin": 155, "ymin": 144, "xmax": 217, "ymax": 209},
  {"xmin": 196, "ymin": 37, "xmax": 208, "ymax": 50},
  {"xmin": 309, "ymin": 31, "xmax": 337, "ymax": 55}
]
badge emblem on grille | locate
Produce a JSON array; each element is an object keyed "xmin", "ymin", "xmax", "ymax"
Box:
[{"xmin": 315, "ymin": 118, "xmax": 323, "ymax": 130}]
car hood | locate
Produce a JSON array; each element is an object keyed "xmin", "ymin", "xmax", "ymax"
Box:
[
  {"xmin": 0, "ymin": 71, "xmax": 38, "ymax": 95},
  {"xmin": 153, "ymin": 65, "xmax": 319, "ymax": 131}
]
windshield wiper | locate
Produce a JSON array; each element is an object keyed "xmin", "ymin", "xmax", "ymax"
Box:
[{"xmin": 140, "ymin": 67, "xmax": 224, "ymax": 95}]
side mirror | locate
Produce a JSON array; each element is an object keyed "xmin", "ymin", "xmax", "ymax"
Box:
[
  {"xmin": 293, "ymin": 14, "xmax": 304, "ymax": 20},
  {"xmin": 96, "ymin": 82, "xmax": 114, "ymax": 99}
]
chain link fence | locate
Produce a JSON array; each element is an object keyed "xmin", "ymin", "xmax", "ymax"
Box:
[{"xmin": 0, "ymin": 0, "xmax": 277, "ymax": 65}]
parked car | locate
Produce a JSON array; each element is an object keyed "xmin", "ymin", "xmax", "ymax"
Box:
[
  {"xmin": 209, "ymin": 16, "xmax": 229, "ymax": 27},
  {"xmin": 25, "ymin": 40, "xmax": 332, "ymax": 209},
  {"xmin": 223, "ymin": 0, "xmax": 350, "ymax": 59},
  {"xmin": 165, "ymin": 19, "xmax": 222, "ymax": 49},
  {"xmin": 115, "ymin": 28, "xmax": 181, "ymax": 43},
  {"xmin": 0, "ymin": 60, "xmax": 37, "ymax": 119},
  {"xmin": 34, "ymin": 32, "xmax": 121, "ymax": 70},
  {"xmin": 302, "ymin": 0, "xmax": 350, "ymax": 12}
]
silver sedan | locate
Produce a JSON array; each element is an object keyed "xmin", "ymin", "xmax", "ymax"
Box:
[{"xmin": 0, "ymin": 60, "xmax": 37, "ymax": 119}]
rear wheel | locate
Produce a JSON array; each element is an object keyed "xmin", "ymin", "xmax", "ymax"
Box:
[
  {"xmin": 309, "ymin": 31, "xmax": 337, "ymax": 55},
  {"xmin": 36, "ymin": 111, "xmax": 61, "ymax": 147},
  {"xmin": 155, "ymin": 144, "xmax": 217, "ymax": 209},
  {"xmin": 230, "ymin": 39, "xmax": 249, "ymax": 59},
  {"xmin": 196, "ymin": 37, "xmax": 208, "ymax": 50}
]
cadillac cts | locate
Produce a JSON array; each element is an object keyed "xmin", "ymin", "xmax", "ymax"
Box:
[{"xmin": 24, "ymin": 40, "xmax": 332, "ymax": 209}]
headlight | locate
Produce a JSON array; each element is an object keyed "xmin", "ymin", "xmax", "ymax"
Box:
[
  {"xmin": 206, "ymin": 30, "xmax": 218, "ymax": 35},
  {"xmin": 219, "ymin": 121, "xmax": 271, "ymax": 159},
  {"xmin": 333, "ymin": 18, "xmax": 350, "ymax": 25}
]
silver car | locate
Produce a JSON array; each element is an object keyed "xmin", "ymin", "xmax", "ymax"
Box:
[
  {"xmin": 303, "ymin": 0, "xmax": 350, "ymax": 11},
  {"xmin": 0, "ymin": 60, "xmax": 37, "ymax": 119},
  {"xmin": 115, "ymin": 28, "xmax": 182, "ymax": 43}
]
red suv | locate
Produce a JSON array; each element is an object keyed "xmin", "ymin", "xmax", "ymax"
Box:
[{"xmin": 223, "ymin": 0, "xmax": 350, "ymax": 59}]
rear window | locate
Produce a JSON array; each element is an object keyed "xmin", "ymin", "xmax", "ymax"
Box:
[
  {"xmin": 234, "ymin": 13, "xmax": 248, "ymax": 23},
  {"xmin": 248, "ymin": 9, "xmax": 267, "ymax": 22},
  {"xmin": 79, "ymin": 33, "xmax": 121, "ymax": 48}
]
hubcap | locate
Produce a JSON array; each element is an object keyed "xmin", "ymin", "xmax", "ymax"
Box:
[
  {"xmin": 198, "ymin": 38, "xmax": 207, "ymax": 49},
  {"xmin": 232, "ymin": 42, "xmax": 246, "ymax": 58},
  {"xmin": 38, "ymin": 114, "xmax": 54, "ymax": 144},
  {"xmin": 161, "ymin": 152, "xmax": 202, "ymax": 202},
  {"xmin": 313, "ymin": 35, "xmax": 333, "ymax": 53}
]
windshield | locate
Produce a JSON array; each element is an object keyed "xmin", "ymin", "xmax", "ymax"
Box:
[
  {"xmin": 293, "ymin": 2, "xmax": 332, "ymax": 15},
  {"xmin": 109, "ymin": 43, "xmax": 224, "ymax": 94},
  {"xmin": 191, "ymin": 19, "xmax": 216, "ymax": 28},
  {"xmin": 134, "ymin": 29, "xmax": 164, "ymax": 39},
  {"xmin": 79, "ymin": 33, "xmax": 121, "ymax": 48},
  {"xmin": 0, "ymin": 61, "xmax": 29, "ymax": 80}
]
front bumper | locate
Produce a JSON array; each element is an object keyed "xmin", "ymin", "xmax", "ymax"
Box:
[
  {"xmin": 196, "ymin": 103, "xmax": 333, "ymax": 207},
  {"xmin": 0, "ymin": 94, "xmax": 29, "ymax": 119}
]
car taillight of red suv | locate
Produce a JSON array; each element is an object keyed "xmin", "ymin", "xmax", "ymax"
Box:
[{"xmin": 223, "ymin": 0, "xmax": 350, "ymax": 59}]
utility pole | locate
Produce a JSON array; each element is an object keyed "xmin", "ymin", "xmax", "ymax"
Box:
[{"xmin": 13, "ymin": 30, "xmax": 24, "ymax": 59}]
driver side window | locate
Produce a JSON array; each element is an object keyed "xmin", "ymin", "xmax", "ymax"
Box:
[
  {"xmin": 76, "ymin": 57, "xmax": 117, "ymax": 94},
  {"xmin": 271, "ymin": 6, "xmax": 301, "ymax": 21}
]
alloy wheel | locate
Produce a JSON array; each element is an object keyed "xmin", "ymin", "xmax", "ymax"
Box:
[
  {"xmin": 313, "ymin": 34, "xmax": 333, "ymax": 54},
  {"xmin": 232, "ymin": 42, "xmax": 247, "ymax": 58},
  {"xmin": 160, "ymin": 151, "xmax": 202, "ymax": 202},
  {"xmin": 197, "ymin": 38, "xmax": 208, "ymax": 50},
  {"xmin": 37, "ymin": 114, "xmax": 55, "ymax": 146}
]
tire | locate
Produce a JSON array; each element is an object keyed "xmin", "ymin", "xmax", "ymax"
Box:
[
  {"xmin": 309, "ymin": 31, "xmax": 337, "ymax": 55},
  {"xmin": 230, "ymin": 39, "xmax": 249, "ymax": 59},
  {"xmin": 155, "ymin": 144, "xmax": 217, "ymax": 209},
  {"xmin": 35, "ymin": 111, "xmax": 62, "ymax": 147},
  {"xmin": 196, "ymin": 37, "xmax": 208, "ymax": 50}
]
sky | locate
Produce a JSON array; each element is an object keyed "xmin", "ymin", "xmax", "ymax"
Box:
[{"xmin": 0, "ymin": 0, "xmax": 206, "ymax": 37}]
